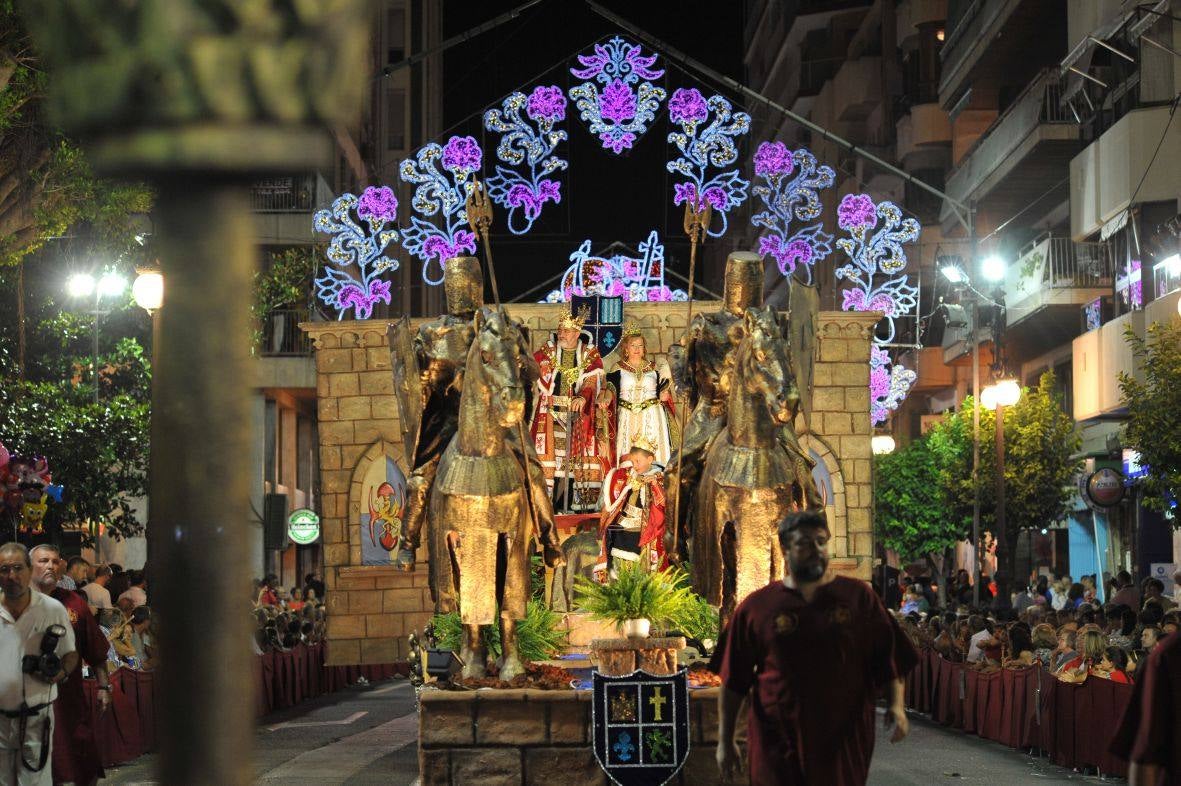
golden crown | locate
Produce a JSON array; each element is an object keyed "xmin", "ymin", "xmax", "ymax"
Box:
[
  {"xmin": 558, "ymin": 304, "xmax": 591, "ymax": 331},
  {"xmin": 620, "ymin": 320, "xmax": 643, "ymax": 339},
  {"xmin": 628, "ymin": 432, "xmax": 659, "ymax": 456}
]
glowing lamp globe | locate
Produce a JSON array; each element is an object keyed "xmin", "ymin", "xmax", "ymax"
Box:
[
  {"xmin": 66, "ymin": 273, "xmax": 96, "ymax": 298},
  {"xmin": 871, "ymin": 434, "xmax": 896, "ymax": 455},
  {"xmin": 981, "ymin": 379, "xmax": 1021, "ymax": 410},
  {"xmin": 132, "ymin": 271, "xmax": 164, "ymax": 313}
]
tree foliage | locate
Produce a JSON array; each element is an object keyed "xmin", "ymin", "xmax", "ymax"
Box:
[
  {"xmin": 0, "ymin": 262, "xmax": 150, "ymax": 542},
  {"xmin": 0, "ymin": 1, "xmax": 151, "ymax": 266},
  {"xmin": 1120, "ymin": 319, "xmax": 1181, "ymax": 521}
]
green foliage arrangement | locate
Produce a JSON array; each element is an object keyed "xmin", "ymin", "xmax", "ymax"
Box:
[
  {"xmin": 1120, "ymin": 319, "xmax": 1181, "ymax": 522},
  {"xmin": 429, "ymin": 600, "xmax": 567, "ymax": 663},
  {"xmin": 574, "ymin": 563, "xmax": 696, "ymax": 627},
  {"xmin": 669, "ymin": 585, "xmax": 720, "ymax": 645},
  {"xmin": 251, "ymin": 247, "xmax": 317, "ymax": 348}
]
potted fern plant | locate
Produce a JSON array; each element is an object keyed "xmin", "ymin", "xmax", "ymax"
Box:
[{"xmin": 574, "ymin": 563, "xmax": 695, "ymax": 638}]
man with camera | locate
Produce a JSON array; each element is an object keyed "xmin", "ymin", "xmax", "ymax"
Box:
[
  {"xmin": 30, "ymin": 546, "xmax": 109, "ymax": 786},
  {"xmin": 0, "ymin": 543, "xmax": 77, "ymax": 786}
]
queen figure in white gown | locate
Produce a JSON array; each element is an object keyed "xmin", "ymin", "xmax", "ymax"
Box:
[{"xmin": 596, "ymin": 322, "xmax": 677, "ymax": 468}]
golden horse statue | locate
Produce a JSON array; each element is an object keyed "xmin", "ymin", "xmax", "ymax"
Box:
[
  {"xmin": 429, "ymin": 307, "xmax": 535, "ymax": 680},
  {"xmin": 693, "ymin": 306, "xmax": 816, "ymax": 623}
]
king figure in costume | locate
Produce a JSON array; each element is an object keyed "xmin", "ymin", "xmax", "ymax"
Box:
[
  {"xmin": 530, "ymin": 305, "xmax": 605, "ymax": 513},
  {"xmin": 594, "ymin": 434, "xmax": 667, "ymax": 579}
]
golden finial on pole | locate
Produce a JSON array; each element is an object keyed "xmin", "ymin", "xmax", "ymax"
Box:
[
  {"xmin": 465, "ymin": 177, "xmax": 501, "ymax": 307},
  {"xmin": 669, "ymin": 199, "xmax": 711, "ymax": 561}
]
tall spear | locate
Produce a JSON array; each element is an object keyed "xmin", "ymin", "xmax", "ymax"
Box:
[
  {"xmin": 669, "ymin": 199, "xmax": 711, "ymax": 562},
  {"xmin": 466, "ymin": 178, "xmax": 545, "ymax": 545}
]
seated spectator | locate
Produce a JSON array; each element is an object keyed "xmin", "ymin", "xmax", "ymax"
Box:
[
  {"xmin": 1141, "ymin": 625, "xmax": 1163, "ymax": 653},
  {"xmin": 1143, "ymin": 578, "xmax": 1176, "ymax": 611},
  {"xmin": 1162, "ymin": 610, "xmax": 1180, "ymax": 635},
  {"xmin": 1050, "ymin": 578, "xmax": 1070, "ymax": 610},
  {"xmin": 966, "ymin": 615, "xmax": 992, "ymax": 663},
  {"xmin": 1005, "ymin": 625, "xmax": 1036, "ymax": 668},
  {"xmin": 1031, "ymin": 623, "xmax": 1057, "ymax": 667},
  {"xmin": 900, "ymin": 585, "xmax": 929, "ymax": 615},
  {"xmin": 1067, "ymin": 582, "xmax": 1086, "ymax": 609},
  {"xmin": 287, "ymin": 588, "xmax": 305, "ymax": 612},
  {"xmin": 83, "ymin": 564, "xmax": 114, "ymax": 613},
  {"xmin": 1052, "ymin": 627, "xmax": 1081, "ymax": 673},
  {"xmin": 1095, "ymin": 646, "xmax": 1132, "ymax": 683},
  {"xmin": 1108, "ymin": 607, "xmax": 1137, "ymax": 650},
  {"xmin": 1140, "ymin": 601, "xmax": 1165, "ymax": 628},
  {"xmin": 118, "ymin": 569, "xmax": 148, "ymax": 608},
  {"xmin": 1058, "ymin": 629, "xmax": 1106, "ymax": 681}
]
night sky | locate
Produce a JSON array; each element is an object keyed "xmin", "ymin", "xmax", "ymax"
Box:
[{"xmin": 440, "ymin": 0, "xmax": 748, "ymax": 302}]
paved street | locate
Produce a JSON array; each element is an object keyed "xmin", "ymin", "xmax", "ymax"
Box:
[{"xmin": 101, "ymin": 683, "xmax": 1112, "ymax": 785}]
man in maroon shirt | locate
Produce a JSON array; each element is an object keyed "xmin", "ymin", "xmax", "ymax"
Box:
[
  {"xmin": 712, "ymin": 511, "xmax": 918, "ymax": 785},
  {"xmin": 1111, "ymin": 631, "xmax": 1180, "ymax": 785},
  {"xmin": 30, "ymin": 546, "xmax": 110, "ymax": 786}
]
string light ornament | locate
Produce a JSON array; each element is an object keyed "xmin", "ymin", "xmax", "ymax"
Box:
[
  {"xmin": 399, "ymin": 135, "xmax": 483, "ymax": 285},
  {"xmin": 568, "ymin": 36, "xmax": 666, "ymax": 154},
  {"xmin": 750, "ymin": 141, "xmax": 836, "ymax": 285},
  {"xmin": 834, "ymin": 193, "xmax": 922, "ymax": 425},
  {"xmin": 483, "ymin": 86, "xmax": 568, "ymax": 234},
  {"xmin": 312, "ymin": 186, "xmax": 400, "ymax": 320},
  {"xmin": 666, "ymin": 88, "xmax": 751, "ymax": 238},
  {"xmin": 543, "ymin": 230, "xmax": 686, "ymax": 304}
]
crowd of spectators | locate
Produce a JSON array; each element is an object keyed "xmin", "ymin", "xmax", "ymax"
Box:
[
  {"xmin": 57, "ymin": 557, "xmax": 157, "ymax": 674},
  {"xmin": 251, "ymin": 572, "xmax": 327, "ymax": 653},
  {"xmin": 890, "ymin": 567, "xmax": 1179, "ymax": 687}
]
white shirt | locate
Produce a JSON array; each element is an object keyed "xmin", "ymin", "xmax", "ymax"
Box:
[
  {"xmin": 0, "ymin": 589, "xmax": 76, "ymax": 710},
  {"xmin": 119, "ymin": 586, "xmax": 147, "ymax": 608},
  {"xmin": 82, "ymin": 582, "xmax": 112, "ymax": 610},
  {"xmin": 967, "ymin": 630, "xmax": 991, "ymax": 663}
]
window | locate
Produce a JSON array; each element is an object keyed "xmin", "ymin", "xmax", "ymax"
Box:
[
  {"xmin": 387, "ymin": 8, "xmax": 406, "ymax": 64},
  {"xmin": 386, "ymin": 88, "xmax": 406, "ymax": 150}
]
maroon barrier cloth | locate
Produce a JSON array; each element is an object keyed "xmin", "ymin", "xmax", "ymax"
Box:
[
  {"xmin": 71, "ymin": 644, "xmax": 409, "ymax": 773},
  {"xmin": 903, "ymin": 651, "xmax": 1131, "ymax": 776}
]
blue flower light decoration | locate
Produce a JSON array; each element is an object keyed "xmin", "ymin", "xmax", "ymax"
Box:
[
  {"xmin": 568, "ymin": 36, "xmax": 666, "ymax": 154},
  {"xmin": 834, "ymin": 193, "xmax": 921, "ymax": 425},
  {"xmin": 750, "ymin": 141, "xmax": 836, "ymax": 285},
  {"xmin": 312, "ymin": 186, "xmax": 400, "ymax": 321},
  {"xmin": 666, "ymin": 89, "xmax": 751, "ymax": 238},
  {"xmin": 399, "ymin": 135, "xmax": 483, "ymax": 285},
  {"xmin": 482, "ymin": 86, "xmax": 568, "ymax": 234}
]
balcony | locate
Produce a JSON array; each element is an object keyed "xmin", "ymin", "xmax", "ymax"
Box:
[
  {"xmin": 939, "ymin": 69, "xmax": 1082, "ymax": 230},
  {"xmin": 255, "ymin": 309, "xmax": 316, "ymax": 390},
  {"xmin": 898, "ymin": 346, "xmax": 956, "ymax": 392},
  {"xmin": 1071, "ymin": 105, "xmax": 1181, "ymax": 239},
  {"xmin": 251, "ymin": 173, "xmax": 334, "ymax": 246},
  {"xmin": 1003, "ymin": 236, "xmax": 1113, "ymax": 360},
  {"xmin": 832, "ymin": 56, "xmax": 883, "ymax": 122}
]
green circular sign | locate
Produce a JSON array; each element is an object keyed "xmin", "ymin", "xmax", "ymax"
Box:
[{"xmin": 288, "ymin": 508, "xmax": 321, "ymax": 545}]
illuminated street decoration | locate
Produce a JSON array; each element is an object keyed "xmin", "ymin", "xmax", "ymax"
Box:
[
  {"xmin": 569, "ymin": 36, "xmax": 666, "ymax": 154},
  {"xmin": 312, "ymin": 186, "xmax": 400, "ymax": 320},
  {"xmin": 750, "ymin": 141, "xmax": 836, "ymax": 284},
  {"xmin": 399, "ymin": 135, "xmax": 482, "ymax": 285},
  {"xmin": 666, "ymin": 88, "xmax": 751, "ymax": 238},
  {"xmin": 483, "ymin": 86, "xmax": 568, "ymax": 234},
  {"xmin": 543, "ymin": 230, "xmax": 686, "ymax": 303},
  {"xmin": 870, "ymin": 345, "xmax": 917, "ymax": 426},
  {"xmin": 835, "ymin": 193, "xmax": 921, "ymax": 424}
]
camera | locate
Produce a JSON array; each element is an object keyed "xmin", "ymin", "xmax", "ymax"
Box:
[{"xmin": 21, "ymin": 624, "xmax": 66, "ymax": 682}]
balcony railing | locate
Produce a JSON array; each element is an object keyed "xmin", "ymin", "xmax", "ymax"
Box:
[
  {"xmin": 1006, "ymin": 236, "xmax": 1114, "ymax": 320},
  {"xmin": 251, "ymin": 176, "xmax": 315, "ymax": 212},
  {"xmin": 260, "ymin": 309, "xmax": 313, "ymax": 356}
]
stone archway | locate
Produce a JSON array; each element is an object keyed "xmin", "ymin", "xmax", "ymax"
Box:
[
  {"xmin": 347, "ymin": 439, "xmax": 409, "ymax": 566},
  {"xmin": 801, "ymin": 432, "xmax": 850, "ymax": 558}
]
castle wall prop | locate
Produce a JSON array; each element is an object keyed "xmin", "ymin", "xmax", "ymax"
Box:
[{"xmin": 302, "ymin": 302, "xmax": 880, "ymax": 665}]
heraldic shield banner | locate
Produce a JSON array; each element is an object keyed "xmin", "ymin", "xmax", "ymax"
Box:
[{"xmin": 592, "ymin": 669, "xmax": 690, "ymax": 786}]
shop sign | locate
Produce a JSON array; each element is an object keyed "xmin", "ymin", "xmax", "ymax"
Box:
[
  {"xmin": 1085, "ymin": 468, "xmax": 1125, "ymax": 507},
  {"xmin": 288, "ymin": 508, "xmax": 321, "ymax": 545}
]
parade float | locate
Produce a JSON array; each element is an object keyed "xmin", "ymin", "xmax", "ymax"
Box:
[{"xmin": 298, "ymin": 31, "xmax": 921, "ymax": 786}]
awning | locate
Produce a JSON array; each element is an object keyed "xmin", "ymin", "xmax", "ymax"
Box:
[{"xmin": 1057, "ymin": 1, "xmax": 1169, "ymax": 108}]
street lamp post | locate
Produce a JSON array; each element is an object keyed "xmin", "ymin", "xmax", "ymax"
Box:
[
  {"xmin": 131, "ymin": 267, "xmax": 164, "ymax": 602},
  {"xmin": 982, "ymin": 379, "xmax": 1021, "ymax": 607},
  {"xmin": 66, "ymin": 271, "xmax": 128, "ymax": 403}
]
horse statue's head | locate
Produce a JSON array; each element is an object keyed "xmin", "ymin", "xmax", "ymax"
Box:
[
  {"xmin": 471, "ymin": 307, "xmax": 526, "ymax": 428},
  {"xmin": 737, "ymin": 306, "xmax": 797, "ymax": 426}
]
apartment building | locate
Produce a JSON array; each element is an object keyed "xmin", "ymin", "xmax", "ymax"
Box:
[
  {"xmin": 247, "ymin": 0, "xmax": 444, "ymax": 583},
  {"xmin": 744, "ymin": 0, "xmax": 1181, "ymax": 585}
]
